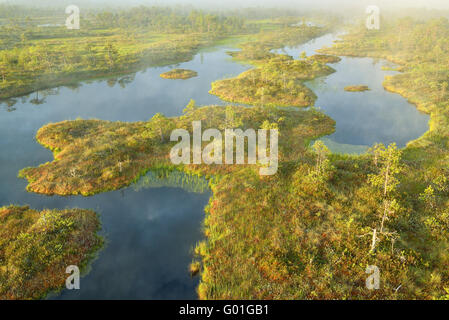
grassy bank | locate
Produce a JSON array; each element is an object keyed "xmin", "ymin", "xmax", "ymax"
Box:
[
  {"xmin": 209, "ymin": 27, "xmax": 337, "ymax": 107},
  {"xmin": 0, "ymin": 32, "xmax": 224, "ymax": 101},
  {"xmin": 18, "ymin": 104, "xmax": 334, "ymax": 196},
  {"xmin": 344, "ymin": 85, "xmax": 370, "ymax": 92}
]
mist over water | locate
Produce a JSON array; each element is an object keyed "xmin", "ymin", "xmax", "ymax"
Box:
[{"xmin": 3, "ymin": 0, "xmax": 449, "ymax": 10}]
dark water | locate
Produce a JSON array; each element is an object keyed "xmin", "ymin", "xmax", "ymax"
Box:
[
  {"xmin": 52, "ymin": 181, "xmax": 210, "ymax": 300},
  {"xmin": 0, "ymin": 33, "xmax": 429, "ymax": 299}
]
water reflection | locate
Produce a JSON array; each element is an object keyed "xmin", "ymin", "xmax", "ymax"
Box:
[
  {"xmin": 134, "ymin": 170, "xmax": 210, "ymax": 194},
  {"xmin": 49, "ymin": 171, "xmax": 210, "ymax": 300}
]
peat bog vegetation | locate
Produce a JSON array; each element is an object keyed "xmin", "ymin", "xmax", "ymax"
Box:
[
  {"xmin": 344, "ymin": 85, "xmax": 370, "ymax": 92},
  {"xmin": 1, "ymin": 3, "xmax": 449, "ymax": 300},
  {"xmin": 160, "ymin": 68, "xmax": 198, "ymax": 80},
  {"xmin": 0, "ymin": 5, "xmax": 246, "ymax": 101},
  {"xmin": 209, "ymin": 26, "xmax": 339, "ymax": 108},
  {"xmin": 0, "ymin": 206, "xmax": 102, "ymax": 299}
]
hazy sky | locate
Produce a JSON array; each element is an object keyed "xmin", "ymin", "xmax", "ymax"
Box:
[{"xmin": 2, "ymin": 0, "xmax": 449, "ymax": 10}]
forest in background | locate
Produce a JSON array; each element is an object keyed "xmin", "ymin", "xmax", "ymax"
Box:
[{"xmin": 0, "ymin": 5, "xmax": 254, "ymax": 101}]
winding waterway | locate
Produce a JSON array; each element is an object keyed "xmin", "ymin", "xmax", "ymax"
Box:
[
  {"xmin": 0, "ymin": 32, "xmax": 429, "ymax": 299},
  {"xmin": 274, "ymin": 32, "xmax": 429, "ymax": 153}
]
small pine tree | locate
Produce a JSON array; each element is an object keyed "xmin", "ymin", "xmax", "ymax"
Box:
[
  {"xmin": 183, "ymin": 99, "xmax": 197, "ymax": 116},
  {"xmin": 367, "ymin": 143, "xmax": 403, "ymax": 251},
  {"xmin": 313, "ymin": 140, "xmax": 330, "ymax": 175},
  {"xmin": 145, "ymin": 113, "xmax": 173, "ymax": 143}
]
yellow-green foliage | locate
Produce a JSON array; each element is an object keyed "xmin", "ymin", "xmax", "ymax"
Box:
[
  {"xmin": 0, "ymin": 205, "xmax": 103, "ymax": 300},
  {"xmin": 210, "ymin": 30, "xmax": 336, "ymax": 108},
  {"xmin": 210, "ymin": 57, "xmax": 334, "ymax": 107},
  {"xmin": 0, "ymin": 32, "xmax": 212, "ymax": 100},
  {"xmin": 160, "ymin": 69, "xmax": 198, "ymax": 80},
  {"xmin": 226, "ymin": 25, "xmax": 327, "ymax": 65},
  {"xmin": 344, "ymin": 85, "xmax": 370, "ymax": 92},
  {"xmin": 197, "ymin": 144, "xmax": 449, "ymax": 299},
  {"xmin": 0, "ymin": 6, "xmax": 248, "ymax": 100},
  {"xmin": 18, "ymin": 105, "xmax": 334, "ymax": 196},
  {"xmin": 308, "ymin": 54, "xmax": 341, "ymax": 64}
]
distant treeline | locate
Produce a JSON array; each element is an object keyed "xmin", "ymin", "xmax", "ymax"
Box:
[
  {"xmin": 0, "ymin": 5, "xmax": 246, "ymax": 34},
  {"xmin": 0, "ymin": 4, "xmax": 62, "ymax": 19},
  {"xmin": 90, "ymin": 7, "xmax": 246, "ymax": 34}
]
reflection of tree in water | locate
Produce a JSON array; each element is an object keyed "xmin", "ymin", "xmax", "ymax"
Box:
[
  {"xmin": 107, "ymin": 78, "xmax": 117, "ymax": 87},
  {"xmin": 2, "ymin": 87, "xmax": 62, "ymax": 110},
  {"xmin": 2, "ymin": 72, "xmax": 138, "ymax": 111},
  {"xmin": 118, "ymin": 74, "xmax": 136, "ymax": 88},
  {"xmin": 1, "ymin": 98, "xmax": 17, "ymax": 112},
  {"xmin": 106, "ymin": 73, "xmax": 136, "ymax": 89},
  {"xmin": 29, "ymin": 88, "xmax": 59, "ymax": 105},
  {"xmin": 133, "ymin": 169, "xmax": 210, "ymax": 194},
  {"xmin": 305, "ymin": 76, "xmax": 328, "ymax": 92},
  {"xmin": 29, "ymin": 90, "xmax": 46, "ymax": 105},
  {"xmin": 29, "ymin": 96, "xmax": 45, "ymax": 105},
  {"xmin": 64, "ymin": 82, "xmax": 82, "ymax": 92}
]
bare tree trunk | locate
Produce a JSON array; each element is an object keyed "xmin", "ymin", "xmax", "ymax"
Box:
[
  {"xmin": 370, "ymin": 228, "xmax": 377, "ymax": 252},
  {"xmin": 380, "ymin": 149, "xmax": 392, "ymax": 233},
  {"xmin": 380, "ymin": 200, "xmax": 390, "ymax": 234},
  {"xmin": 383, "ymin": 157, "xmax": 391, "ymax": 196}
]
